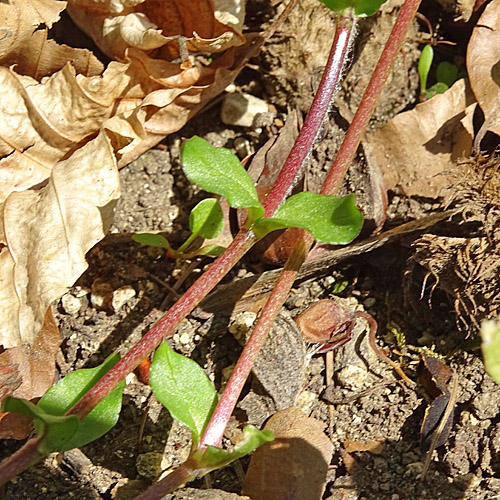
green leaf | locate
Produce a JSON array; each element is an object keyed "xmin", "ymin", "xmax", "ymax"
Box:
[
  {"xmin": 253, "ymin": 192, "xmax": 363, "ymax": 244},
  {"xmin": 150, "ymin": 341, "xmax": 218, "ymax": 442},
  {"xmin": 436, "ymin": 61, "xmax": 458, "ymax": 88},
  {"xmin": 37, "ymin": 354, "xmax": 125, "ymax": 451},
  {"xmin": 425, "ymin": 82, "xmax": 449, "ymax": 99},
  {"xmin": 195, "ymin": 245, "xmax": 226, "ymax": 257},
  {"xmin": 481, "ymin": 320, "xmax": 500, "ymax": 384},
  {"xmin": 192, "ymin": 426, "xmax": 274, "ymax": 475},
  {"xmin": 418, "ymin": 45, "xmax": 434, "ymax": 94},
  {"xmin": 132, "ymin": 233, "xmax": 171, "ymax": 249},
  {"xmin": 181, "ymin": 137, "xmax": 264, "ymax": 222},
  {"xmin": 189, "ymin": 198, "xmax": 224, "ymax": 240},
  {"xmin": 319, "ymin": 0, "xmax": 387, "ymax": 17},
  {"xmin": 2, "ymin": 397, "xmax": 80, "ymax": 455}
]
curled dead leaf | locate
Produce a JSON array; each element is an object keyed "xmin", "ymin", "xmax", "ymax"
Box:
[
  {"xmin": 366, "ymin": 79, "xmax": 476, "ymax": 199},
  {"xmin": 467, "ymin": 0, "xmax": 500, "ymax": 146},
  {"xmin": 67, "ymin": 0, "xmax": 246, "ymax": 61},
  {"xmin": 0, "ymin": 307, "xmax": 60, "ymax": 439}
]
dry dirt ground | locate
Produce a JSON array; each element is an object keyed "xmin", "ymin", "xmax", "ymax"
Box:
[{"xmin": 2, "ymin": 1, "xmax": 500, "ymax": 499}]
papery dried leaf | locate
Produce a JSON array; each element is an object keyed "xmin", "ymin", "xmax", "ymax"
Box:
[
  {"xmin": 0, "ymin": 132, "xmax": 119, "ymax": 347},
  {"xmin": 243, "ymin": 407, "xmax": 333, "ymax": 500},
  {"xmin": 467, "ymin": 1, "xmax": 500, "ymax": 146},
  {"xmin": 67, "ymin": 0, "xmax": 245, "ymax": 61},
  {"xmin": 0, "ymin": 0, "xmax": 102, "ymax": 81},
  {"xmin": 366, "ymin": 80, "xmax": 476, "ymax": 199},
  {"xmin": 0, "ymin": 29, "xmax": 104, "ymax": 80},
  {"xmin": 110, "ymin": 37, "xmax": 265, "ymax": 167},
  {"xmin": 0, "ymin": 0, "xmax": 65, "ymax": 61},
  {"xmin": 0, "ymin": 63, "xmax": 129, "ymax": 202},
  {"xmin": 0, "ymin": 307, "xmax": 60, "ymax": 439}
]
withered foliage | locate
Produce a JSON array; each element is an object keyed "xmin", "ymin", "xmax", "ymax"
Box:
[{"xmin": 409, "ymin": 153, "xmax": 500, "ymax": 330}]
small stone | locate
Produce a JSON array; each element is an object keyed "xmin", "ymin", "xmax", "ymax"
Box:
[
  {"xmin": 228, "ymin": 312, "xmax": 257, "ymax": 342},
  {"xmin": 363, "ymin": 297, "xmax": 376, "ymax": 308},
  {"xmin": 234, "ymin": 137, "xmax": 253, "ymax": 159},
  {"xmin": 179, "ymin": 332, "xmax": 191, "ymax": 345},
  {"xmin": 336, "ymin": 364, "xmax": 368, "ymax": 390},
  {"xmin": 136, "ymin": 452, "xmax": 163, "ymax": 479},
  {"xmin": 296, "ymin": 390, "xmax": 317, "ymax": 413},
  {"xmin": 405, "ymin": 462, "xmax": 424, "ymax": 476},
  {"xmin": 61, "ymin": 293, "xmax": 82, "ymax": 315},
  {"xmin": 221, "ymin": 92, "xmax": 269, "ymax": 127},
  {"xmin": 112, "ymin": 286, "xmax": 136, "ymax": 311}
]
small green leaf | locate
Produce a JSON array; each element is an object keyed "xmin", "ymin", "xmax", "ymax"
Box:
[
  {"xmin": 182, "ymin": 137, "xmax": 264, "ymax": 221},
  {"xmin": 425, "ymin": 82, "xmax": 449, "ymax": 99},
  {"xmin": 418, "ymin": 45, "xmax": 434, "ymax": 94},
  {"xmin": 150, "ymin": 341, "xmax": 218, "ymax": 442},
  {"xmin": 331, "ymin": 280, "xmax": 348, "ymax": 295},
  {"xmin": 481, "ymin": 320, "xmax": 500, "ymax": 384},
  {"xmin": 2, "ymin": 397, "xmax": 80, "ymax": 454},
  {"xmin": 436, "ymin": 61, "xmax": 458, "ymax": 88},
  {"xmin": 319, "ymin": 0, "xmax": 387, "ymax": 17},
  {"xmin": 37, "ymin": 354, "xmax": 125, "ymax": 451},
  {"xmin": 133, "ymin": 233, "xmax": 171, "ymax": 249},
  {"xmin": 253, "ymin": 192, "xmax": 363, "ymax": 244},
  {"xmin": 189, "ymin": 198, "xmax": 224, "ymax": 240},
  {"xmin": 192, "ymin": 426, "xmax": 274, "ymax": 474}
]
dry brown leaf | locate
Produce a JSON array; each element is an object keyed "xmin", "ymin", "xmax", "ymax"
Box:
[
  {"xmin": 0, "ymin": 0, "xmax": 65, "ymax": 59},
  {"xmin": 0, "ymin": 0, "xmax": 104, "ymax": 80},
  {"xmin": 467, "ymin": 1, "xmax": 500, "ymax": 146},
  {"xmin": 243, "ymin": 407, "xmax": 334, "ymax": 500},
  {"xmin": 0, "ymin": 307, "xmax": 60, "ymax": 439},
  {"xmin": 67, "ymin": 0, "xmax": 245, "ymax": 61},
  {"xmin": 366, "ymin": 79, "xmax": 476, "ymax": 199},
  {"xmin": 0, "ymin": 307, "xmax": 60, "ymax": 400},
  {"xmin": 0, "ymin": 131, "xmax": 119, "ymax": 347},
  {"xmin": 0, "ymin": 63, "xmax": 129, "ymax": 202}
]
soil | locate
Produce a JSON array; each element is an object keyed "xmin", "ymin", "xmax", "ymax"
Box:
[{"xmin": 2, "ymin": 1, "xmax": 500, "ymax": 499}]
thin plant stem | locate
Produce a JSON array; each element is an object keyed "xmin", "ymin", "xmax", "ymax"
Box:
[
  {"xmin": 262, "ymin": 14, "xmax": 356, "ymax": 216},
  {"xmin": 321, "ymin": 0, "xmax": 422, "ymax": 196},
  {"xmin": 68, "ymin": 229, "xmax": 256, "ymax": 419},
  {"xmin": 0, "ymin": 436, "xmax": 42, "ymax": 486},
  {"xmin": 132, "ymin": 13, "xmax": 358, "ymax": 498},
  {"xmin": 202, "ymin": 0, "xmax": 422, "ymax": 451},
  {"xmin": 201, "ymin": 233, "xmax": 311, "ymax": 447}
]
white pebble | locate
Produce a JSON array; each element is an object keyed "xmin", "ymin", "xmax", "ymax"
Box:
[
  {"xmin": 112, "ymin": 285, "xmax": 136, "ymax": 311},
  {"xmin": 221, "ymin": 92, "xmax": 269, "ymax": 127}
]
